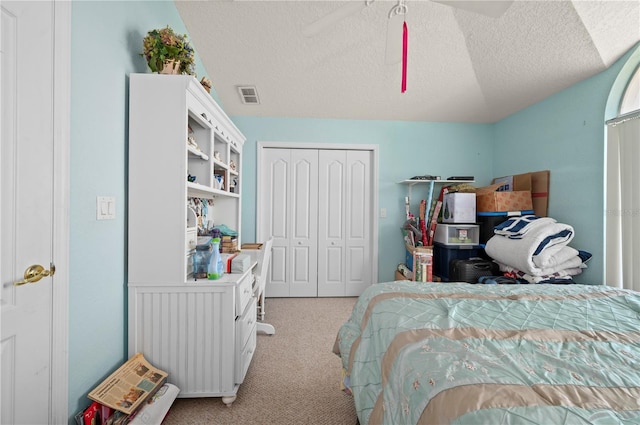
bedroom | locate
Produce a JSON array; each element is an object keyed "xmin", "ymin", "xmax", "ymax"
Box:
[{"xmin": 1, "ymin": 0, "xmax": 639, "ymax": 423}]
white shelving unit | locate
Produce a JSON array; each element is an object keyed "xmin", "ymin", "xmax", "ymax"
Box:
[
  {"xmin": 127, "ymin": 74, "xmax": 252, "ymax": 406},
  {"xmin": 400, "ymin": 179, "xmax": 475, "ymax": 215}
]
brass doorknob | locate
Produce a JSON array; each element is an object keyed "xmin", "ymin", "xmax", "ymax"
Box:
[{"xmin": 14, "ymin": 263, "xmax": 56, "ymax": 286}]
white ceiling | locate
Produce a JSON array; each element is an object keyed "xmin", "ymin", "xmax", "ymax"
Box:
[{"xmin": 176, "ymin": 0, "xmax": 640, "ymax": 123}]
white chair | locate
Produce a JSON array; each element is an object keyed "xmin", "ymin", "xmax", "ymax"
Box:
[{"xmin": 253, "ymin": 237, "xmax": 275, "ymax": 335}]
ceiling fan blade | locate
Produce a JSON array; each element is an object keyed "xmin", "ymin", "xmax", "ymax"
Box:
[
  {"xmin": 303, "ymin": 1, "xmax": 368, "ymax": 38},
  {"xmin": 432, "ymin": 0, "xmax": 514, "ymax": 18},
  {"xmin": 385, "ymin": 12, "xmax": 405, "ymax": 65}
]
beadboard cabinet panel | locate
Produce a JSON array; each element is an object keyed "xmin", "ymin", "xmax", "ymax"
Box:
[{"xmin": 128, "ymin": 74, "xmax": 252, "ymax": 406}]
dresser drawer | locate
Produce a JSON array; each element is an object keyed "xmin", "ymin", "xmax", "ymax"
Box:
[
  {"xmin": 235, "ymin": 298, "xmax": 257, "ymax": 385},
  {"xmin": 236, "ymin": 297, "xmax": 257, "ymax": 350},
  {"xmin": 235, "ymin": 272, "xmax": 254, "ymax": 315}
]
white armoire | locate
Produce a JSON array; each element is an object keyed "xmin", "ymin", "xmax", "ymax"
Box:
[
  {"xmin": 127, "ymin": 74, "xmax": 253, "ymax": 406},
  {"xmin": 257, "ymin": 144, "xmax": 378, "ymax": 297}
]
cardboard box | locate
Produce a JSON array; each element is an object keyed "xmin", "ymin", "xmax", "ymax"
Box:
[
  {"xmin": 442, "ymin": 192, "xmax": 476, "ymax": 223},
  {"xmin": 491, "ymin": 173, "xmax": 532, "ymax": 192},
  {"xmin": 492, "ymin": 170, "xmax": 549, "ymax": 216},
  {"xmin": 476, "ymin": 183, "xmax": 533, "ymax": 212},
  {"xmin": 530, "ymin": 170, "xmax": 550, "ymax": 217}
]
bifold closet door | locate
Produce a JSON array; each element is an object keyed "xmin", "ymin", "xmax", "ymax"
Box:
[
  {"xmin": 317, "ymin": 150, "xmax": 372, "ymax": 296},
  {"xmin": 259, "ymin": 148, "xmax": 318, "ymax": 297}
]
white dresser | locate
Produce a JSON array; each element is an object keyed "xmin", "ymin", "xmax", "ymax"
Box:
[{"xmin": 127, "ymin": 73, "xmax": 253, "ymax": 405}]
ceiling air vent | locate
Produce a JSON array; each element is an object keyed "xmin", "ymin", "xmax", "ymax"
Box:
[{"xmin": 237, "ymin": 85, "xmax": 260, "ymax": 105}]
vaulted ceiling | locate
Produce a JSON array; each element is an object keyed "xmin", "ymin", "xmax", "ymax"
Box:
[{"xmin": 176, "ymin": 0, "xmax": 640, "ymax": 123}]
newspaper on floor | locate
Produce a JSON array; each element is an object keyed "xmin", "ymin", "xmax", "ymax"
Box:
[{"xmin": 88, "ymin": 352, "xmax": 168, "ymax": 416}]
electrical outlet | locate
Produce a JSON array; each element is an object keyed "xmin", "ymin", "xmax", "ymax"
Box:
[{"xmin": 380, "ymin": 208, "xmax": 387, "ymax": 218}]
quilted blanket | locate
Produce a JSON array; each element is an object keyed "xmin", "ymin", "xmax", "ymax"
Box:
[{"xmin": 334, "ymin": 281, "xmax": 640, "ymax": 424}]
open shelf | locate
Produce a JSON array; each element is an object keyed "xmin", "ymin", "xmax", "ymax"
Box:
[
  {"xmin": 400, "ymin": 179, "xmax": 475, "ymax": 185},
  {"xmin": 187, "ymin": 145, "xmax": 209, "ymax": 160}
]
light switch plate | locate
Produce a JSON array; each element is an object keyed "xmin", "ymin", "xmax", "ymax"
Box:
[{"xmin": 97, "ymin": 196, "xmax": 116, "ymax": 220}]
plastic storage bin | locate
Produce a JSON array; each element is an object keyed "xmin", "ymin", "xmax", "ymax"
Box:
[
  {"xmin": 434, "ymin": 224, "xmax": 479, "ymax": 246},
  {"xmin": 433, "ymin": 242, "xmax": 484, "ymax": 281},
  {"xmin": 477, "ymin": 210, "xmax": 534, "ymax": 245}
]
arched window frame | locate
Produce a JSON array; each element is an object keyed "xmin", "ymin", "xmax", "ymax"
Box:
[
  {"xmin": 605, "ymin": 55, "xmax": 640, "ymax": 290},
  {"xmin": 620, "ymin": 64, "xmax": 640, "ymax": 115}
]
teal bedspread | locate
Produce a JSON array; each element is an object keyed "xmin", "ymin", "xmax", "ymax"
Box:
[{"xmin": 334, "ymin": 282, "xmax": 640, "ymax": 424}]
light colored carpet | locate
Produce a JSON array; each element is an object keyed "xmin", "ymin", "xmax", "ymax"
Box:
[{"xmin": 163, "ymin": 297, "xmax": 359, "ymax": 425}]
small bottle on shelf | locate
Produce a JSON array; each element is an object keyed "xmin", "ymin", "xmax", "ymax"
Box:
[{"xmin": 208, "ymin": 238, "xmax": 224, "ymax": 280}]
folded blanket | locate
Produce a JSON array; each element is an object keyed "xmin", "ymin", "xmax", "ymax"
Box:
[
  {"xmin": 485, "ymin": 221, "xmax": 574, "ymax": 275},
  {"xmin": 501, "ymin": 255, "xmax": 585, "ymax": 276},
  {"xmin": 578, "ymin": 250, "xmax": 593, "ymax": 263},
  {"xmin": 494, "ymin": 215, "xmax": 557, "ymax": 238},
  {"xmin": 497, "ymin": 261, "xmax": 585, "ymax": 284},
  {"xmin": 532, "ymin": 245, "xmax": 579, "ymax": 269}
]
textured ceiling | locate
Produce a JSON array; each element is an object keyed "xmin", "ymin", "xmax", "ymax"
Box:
[{"xmin": 176, "ymin": 0, "xmax": 640, "ymax": 123}]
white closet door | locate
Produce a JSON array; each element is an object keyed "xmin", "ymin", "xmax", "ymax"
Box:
[
  {"xmin": 259, "ymin": 148, "xmax": 288, "ymax": 297},
  {"xmin": 345, "ymin": 150, "xmax": 372, "ymax": 295},
  {"xmin": 290, "ymin": 149, "xmax": 318, "ymax": 296},
  {"xmin": 318, "ymin": 150, "xmax": 372, "ymax": 296},
  {"xmin": 317, "ymin": 150, "xmax": 345, "ymax": 296},
  {"xmin": 259, "ymin": 148, "xmax": 318, "ymax": 297}
]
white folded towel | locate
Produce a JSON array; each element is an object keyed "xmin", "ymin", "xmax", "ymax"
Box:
[
  {"xmin": 532, "ymin": 245, "xmax": 579, "ymax": 269},
  {"xmin": 485, "ymin": 221, "xmax": 574, "ymax": 276}
]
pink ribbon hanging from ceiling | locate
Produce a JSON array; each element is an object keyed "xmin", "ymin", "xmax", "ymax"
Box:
[{"xmin": 402, "ymin": 21, "xmax": 408, "ymax": 93}]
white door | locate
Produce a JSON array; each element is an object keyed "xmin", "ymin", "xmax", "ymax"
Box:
[
  {"xmin": 259, "ymin": 148, "xmax": 318, "ymax": 297},
  {"xmin": 1, "ymin": 1, "xmax": 69, "ymax": 423},
  {"xmin": 289, "ymin": 149, "xmax": 319, "ymax": 296},
  {"xmin": 318, "ymin": 150, "xmax": 372, "ymax": 296},
  {"xmin": 258, "ymin": 145, "xmax": 376, "ymax": 298}
]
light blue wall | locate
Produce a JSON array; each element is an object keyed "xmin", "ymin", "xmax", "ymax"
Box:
[
  {"xmin": 68, "ymin": 1, "xmax": 215, "ymax": 421},
  {"xmin": 67, "ymin": 0, "xmax": 639, "ymax": 421},
  {"xmin": 493, "ymin": 42, "xmax": 640, "ymax": 285},
  {"xmin": 231, "ymin": 117, "xmax": 495, "ymax": 282}
]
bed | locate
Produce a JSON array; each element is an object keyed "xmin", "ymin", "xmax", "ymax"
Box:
[{"xmin": 334, "ymin": 281, "xmax": 640, "ymax": 424}]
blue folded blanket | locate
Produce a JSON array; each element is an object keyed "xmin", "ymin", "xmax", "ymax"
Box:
[{"xmin": 494, "ymin": 215, "xmax": 559, "ymax": 238}]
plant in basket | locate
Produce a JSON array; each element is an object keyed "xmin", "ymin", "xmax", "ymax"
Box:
[{"xmin": 142, "ymin": 26, "xmax": 195, "ymax": 75}]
